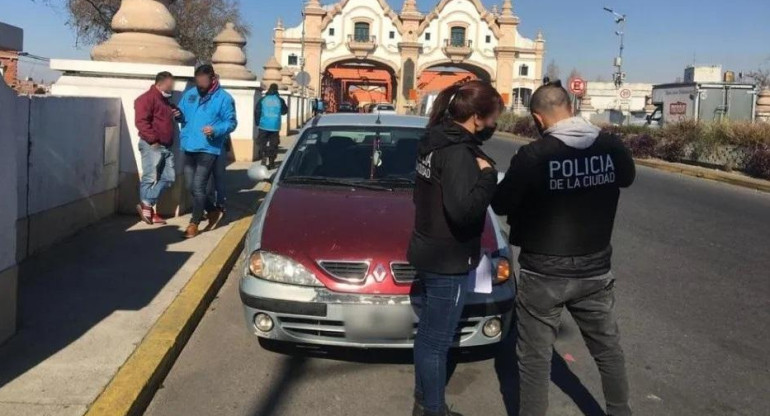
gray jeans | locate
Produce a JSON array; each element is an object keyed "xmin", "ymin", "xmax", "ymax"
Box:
[{"xmin": 516, "ymin": 270, "xmax": 631, "ymax": 416}]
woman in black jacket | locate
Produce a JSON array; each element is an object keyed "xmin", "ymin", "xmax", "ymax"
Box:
[{"xmin": 408, "ymin": 80, "xmax": 504, "ymax": 416}]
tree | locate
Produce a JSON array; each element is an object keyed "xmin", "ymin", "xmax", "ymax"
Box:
[
  {"xmin": 745, "ymin": 68, "xmax": 770, "ymax": 88},
  {"xmin": 37, "ymin": 0, "xmax": 251, "ymax": 63},
  {"xmin": 545, "ymin": 59, "xmax": 560, "ymax": 82}
]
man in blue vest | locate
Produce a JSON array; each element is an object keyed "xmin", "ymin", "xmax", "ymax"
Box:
[
  {"xmin": 254, "ymin": 83, "xmax": 288, "ymax": 169},
  {"xmin": 178, "ymin": 64, "xmax": 238, "ymax": 239}
]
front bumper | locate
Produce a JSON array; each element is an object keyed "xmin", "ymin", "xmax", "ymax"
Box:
[{"xmin": 239, "ymin": 275, "xmax": 515, "ymax": 349}]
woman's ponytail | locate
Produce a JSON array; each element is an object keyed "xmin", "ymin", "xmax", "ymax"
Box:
[
  {"xmin": 427, "ymin": 80, "xmax": 503, "ymax": 128},
  {"xmin": 427, "ymin": 83, "xmax": 463, "ymax": 128}
]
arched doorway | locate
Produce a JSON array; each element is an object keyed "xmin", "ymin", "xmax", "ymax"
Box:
[
  {"xmin": 321, "ymin": 59, "xmax": 398, "ymax": 113},
  {"xmin": 415, "ymin": 62, "xmax": 492, "ymax": 109}
]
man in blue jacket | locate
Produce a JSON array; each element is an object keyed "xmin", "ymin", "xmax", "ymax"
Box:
[
  {"xmin": 254, "ymin": 83, "xmax": 288, "ymax": 169},
  {"xmin": 178, "ymin": 64, "xmax": 238, "ymax": 238}
]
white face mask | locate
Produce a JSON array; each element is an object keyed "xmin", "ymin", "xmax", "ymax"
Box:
[{"xmin": 161, "ymin": 91, "xmax": 173, "ymax": 98}]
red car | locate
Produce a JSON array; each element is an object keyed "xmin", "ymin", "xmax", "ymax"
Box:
[{"xmin": 240, "ymin": 114, "xmax": 514, "ymax": 348}]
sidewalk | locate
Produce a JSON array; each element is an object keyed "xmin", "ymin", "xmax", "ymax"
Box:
[{"xmin": 0, "ymin": 161, "xmax": 265, "ymax": 416}]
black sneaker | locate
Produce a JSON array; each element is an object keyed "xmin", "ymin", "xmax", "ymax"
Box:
[{"xmin": 412, "ymin": 403, "xmax": 463, "ymax": 416}]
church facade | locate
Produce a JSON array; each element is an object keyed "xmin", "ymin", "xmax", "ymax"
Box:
[{"xmin": 272, "ymin": 0, "xmax": 545, "ymax": 113}]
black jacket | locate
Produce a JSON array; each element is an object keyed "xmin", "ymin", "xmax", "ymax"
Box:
[
  {"xmin": 492, "ymin": 132, "xmax": 635, "ymax": 278},
  {"xmin": 407, "ymin": 122, "xmax": 498, "ymax": 275}
]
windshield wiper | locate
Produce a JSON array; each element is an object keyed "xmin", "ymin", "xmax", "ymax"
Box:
[
  {"xmin": 369, "ymin": 177, "xmax": 415, "ymax": 186},
  {"xmin": 282, "ymin": 176, "xmax": 393, "ymax": 191}
]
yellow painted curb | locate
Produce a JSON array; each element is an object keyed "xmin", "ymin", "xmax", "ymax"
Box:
[
  {"xmin": 84, "ymin": 215, "xmax": 253, "ymax": 416},
  {"xmin": 496, "ymin": 133, "xmax": 770, "ymax": 193}
]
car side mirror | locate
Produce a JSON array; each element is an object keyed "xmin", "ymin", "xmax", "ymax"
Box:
[{"xmin": 248, "ymin": 163, "xmax": 271, "ymax": 183}]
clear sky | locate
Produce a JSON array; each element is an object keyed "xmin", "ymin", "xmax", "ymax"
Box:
[{"xmin": 3, "ymin": 0, "xmax": 769, "ymax": 84}]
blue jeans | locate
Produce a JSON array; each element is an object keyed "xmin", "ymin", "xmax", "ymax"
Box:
[
  {"xmin": 413, "ymin": 272, "xmax": 468, "ymax": 414},
  {"xmin": 138, "ymin": 141, "xmax": 175, "ymax": 206},
  {"xmin": 183, "ymin": 151, "xmax": 217, "ymax": 224},
  {"xmin": 207, "ymin": 153, "xmax": 227, "ymax": 208}
]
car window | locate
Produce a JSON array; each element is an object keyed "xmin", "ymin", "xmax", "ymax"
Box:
[{"xmin": 281, "ymin": 126, "xmax": 423, "ymax": 185}]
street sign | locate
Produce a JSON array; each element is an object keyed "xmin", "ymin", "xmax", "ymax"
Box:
[
  {"xmin": 569, "ymin": 77, "xmax": 586, "ymax": 96},
  {"xmin": 295, "ymin": 71, "xmax": 311, "ymax": 87},
  {"xmin": 619, "ymin": 88, "xmax": 632, "ymax": 99}
]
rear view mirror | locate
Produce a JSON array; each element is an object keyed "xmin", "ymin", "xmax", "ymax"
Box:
[{"xmin": 248, "ymin": 163, "xmax": 271, "ymax": 183}]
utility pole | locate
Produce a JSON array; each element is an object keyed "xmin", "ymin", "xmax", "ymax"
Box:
[{"xmin": 603, "ymin": 7, "xmax": 626, "ymax": 88}]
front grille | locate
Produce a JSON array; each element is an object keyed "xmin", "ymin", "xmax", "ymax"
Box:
[
  {"xmin": 391, "ymin": 262, "xmax": 417, "ymax": 283},
  {"xmin": 277, "ymin": 316, "xmax": 479, "ymax": 344},
  {"xmin": 318, "ymin": 261, "xmax": 369, "ymax": 283}
]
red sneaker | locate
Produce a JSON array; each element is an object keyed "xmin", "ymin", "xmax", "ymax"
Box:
[
  {"xmin": 136, "ymin": 203, "xmax": 153, "ymax": 225},
  {"xmin": 151, "ymin": 211, "xmax": 167, "ymax": 225}
]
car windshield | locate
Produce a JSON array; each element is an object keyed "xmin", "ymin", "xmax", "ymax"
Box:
[{"xmin": 280, "ymin": 126, "xmax": 423, "ymax": 189}]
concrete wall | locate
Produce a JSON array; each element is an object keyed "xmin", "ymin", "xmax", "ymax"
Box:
[
  {"xmin": 17, "ymin": 96, "xmax": 123, "ymax": 259},
  {"xmin": 0, "ymin": 77, "xmax": 20, "ymax": 343}
]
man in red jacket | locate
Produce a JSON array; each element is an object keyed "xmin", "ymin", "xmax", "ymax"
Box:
[{"xmin": 134, "ymin": 71, "xmax": 181, "ymax": 224}]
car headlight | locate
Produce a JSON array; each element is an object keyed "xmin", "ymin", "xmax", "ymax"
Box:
[
  {"xmin": 495, "ymin": 257, "xmax": 511, "ymax": 284},
  {"xmin": 248, "ymin": 251, "xmax": 323, "ymax": 287}
]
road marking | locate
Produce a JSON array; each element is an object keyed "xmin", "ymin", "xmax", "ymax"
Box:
[{"xmin": 83, "ymin": 214, "xmax": 255, "ymax": 416}]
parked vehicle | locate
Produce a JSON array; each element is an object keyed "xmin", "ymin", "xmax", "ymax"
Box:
[
  {"xmin": 373, "ymin": 103, "xmax": 397, "ymax": 114},
  {"xmin": 417, "ymin": 93, "xmax": 438, "ymax": 117},
  {"xmin": 241, "ymin": 114, "xmax": 514, "ymax": 348},
  {"xmin": 337, "ymin": 102, "xmax": 356, "ymax": 113},
  {"xmin": 649, "ymin": 82, "xmax": 757, "ymax": 125}
]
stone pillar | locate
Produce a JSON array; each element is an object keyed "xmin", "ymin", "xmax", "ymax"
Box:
[
  {"xmin": 302, "ymin": 0, "xmax": 327, "ymax": 94},
  {"xmin": 91, "ymin": 0, "xmax": 195, "ymax": 65},
  {"xmin": 756, "ymin": 88, "xmax": 770, "ymax": 122},
  {"xmin": 534, "ymin": 31, "xmax": 546, "ymax": 83},
  {"xmin": 494, "ymin": 0, "xmax": 519, "ymax": 106},
  {"xmin": 212, "ymin": 22, "xmax": 256, "ymax": 81},
  {"xmin": 211, "ymin": 22, "xmax": 260, "ymax": 162},
  {"xmin": 274, "ymin": 18, "xmax": 285, "ymax": 62},
  {"xmin": 262, "ymin": 55, "xmax": 283, "ymax": 88},
  {"xmin": 280, "ymin": 67, "xmax": 294, "ymax": 90},
  {"xmin": 396, "ymin": 0, "xmax": 423, "ymax": 114}
]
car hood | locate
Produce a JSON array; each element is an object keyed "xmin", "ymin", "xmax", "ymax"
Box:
[{"xmin": 258, "ymin": 184, "xmax": 497, "ymax": 294}]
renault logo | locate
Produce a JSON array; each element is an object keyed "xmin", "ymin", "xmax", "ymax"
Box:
[{"xmin": 371, "ymin": 263, "xmax": 387, "ymax": 283}]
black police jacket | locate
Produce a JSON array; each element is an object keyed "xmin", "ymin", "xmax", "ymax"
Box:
[
  {"xmin": 407, "ymin": 122, "xmax": 498, "ymax": 275},
  {"xmin": 492, "ymin": 131, "xmax": 635, "ymax": 278}
]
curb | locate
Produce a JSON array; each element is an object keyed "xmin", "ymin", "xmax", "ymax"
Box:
[
  {"xmin": 83, "ymin": 215, "xmax": 254, "ymax": 416},
  {"xmin": 495, "ymin": 132, "xmax": 770, "ymax": 194}
]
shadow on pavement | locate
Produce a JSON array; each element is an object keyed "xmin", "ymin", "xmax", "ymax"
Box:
[
  {"xmin": 0, "ymin": 219, "xmax": 191, "ymax": 389},
  {"xmin": 494, "ymin": 324, "xmax": 606, "ymax": 416},
  {"xmin": 0, "ymin": 165, "xmax": 261, "ymax": 390}
]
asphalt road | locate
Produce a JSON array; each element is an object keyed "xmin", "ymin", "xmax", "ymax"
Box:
[{"xmin": 145, "ymin": 137, "xmax": 770, "ymax": 416}]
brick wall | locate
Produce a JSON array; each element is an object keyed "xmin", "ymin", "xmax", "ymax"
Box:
[{"xmin": 0, "ymin": 49, "xmax": 19, "ymax": 88}]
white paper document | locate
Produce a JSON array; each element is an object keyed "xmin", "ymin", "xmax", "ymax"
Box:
[{"xmin": 468, "ymin": 254, "xmax": 493, "ymax": 294}]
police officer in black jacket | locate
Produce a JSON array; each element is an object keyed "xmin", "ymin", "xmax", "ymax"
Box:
[
  {"xmin": 492, "ymin": 80, "xmax": 635, "ymax": 416},
  {"xmin": 408, "ymin": 80, "xmax": 503, "ymax": 416}
]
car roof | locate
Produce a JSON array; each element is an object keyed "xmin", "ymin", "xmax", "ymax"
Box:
[{"xmin": 308, "ymin": 113, "xmax": 428, "ymax": 128}]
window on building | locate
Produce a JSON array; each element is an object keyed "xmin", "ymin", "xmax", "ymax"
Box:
[
  {"xmin": 389, "ymin": 31, "xmax": 395, "ymax": 39},
  {"xmin": 354, "ymin": 22, "xmax": 370, "ymax": 42},
  {"xmin": 288, "ymin": 54, "xmax": 298, "ymax": 66},
  {"xmin": 519, "ymin": 64, "xmax": 529, "ymax": 77},
  {"xmin": 329, "ymin": 28, "xmax": 335, "ymax": 36},
  {"xmin": 450, "ymin": 27, "xmax": 466, "ymax": 47},
  {"xmin": 425, "ymin": 32, "xmax": 431, "ymax": 41},
  {"xmin": 486, "ymin": 35, "xmax": 491, "ymax": 43}
]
